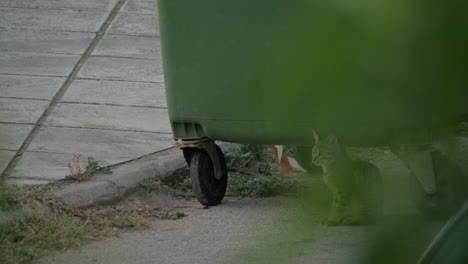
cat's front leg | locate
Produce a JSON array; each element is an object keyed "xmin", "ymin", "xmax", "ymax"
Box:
[
  {"xmin": 359, "ymin": 199, "xmax": 383, "ymax": 225},
  {"xmin": 359, "ymin": 167, "xmax": 384, "ymax": 225},
  {"xmin": 323, "ymin": 201, "xmax": 340, "ymax": 226},
  {"xmin": 325, "ymin": 193, "xmax": 350, "ymax": 226}
]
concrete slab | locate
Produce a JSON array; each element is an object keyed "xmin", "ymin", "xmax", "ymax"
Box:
[
  {"xmin": 62, "ymin": 80, "xmax": 167, "ymax": 107},
  {"xmin": 108, "ymin": 13, "xmax": 159, "ymax": 37},
  {"xmin": 121, "ymin": 0, "xmax": 157, "ymax": 14},
  {"xmin": 77, "ymin": 56, "xmax": 164, "ymax": 82},
  {"xmin": 5, "ymin": 178, "xmax": 49, "ymax": 185},
  {"xmin": 44, "ymin": 103, "xmax": 171, "ymax": 133},
  {"xmin": 12, "ymin": 140, "xmax": 178, "ymax": 181},
  {"xmin": 0, "ymin": 7, "xmax": 108, "ymax": 32},
  {"xmin": 0, "ymin": 0, "xmax": 180, "ymax": 187},
  {"xmin": 11, "ymin": 151, "xmax": 86, "ymax": 180},
  {"xmin": 28, "ymin": 126, "xmax": 174, "ymax": 164},
  {"xmin": 0, "ymin": 98, "xmax": 49, "ymax": 124},
  {"xmin": 0, "ymin": 0, "xmax": 118, "ymax": 11},
  {"xmin": 0, "ymin": 29, "xmax": 94, "ymax": 54},
  {"xmin": 0, "ymin": 123, "xmax": 33, "ymax": 150},
  {"xmin": 0, "ymin": 75, "xmax": 64, "ymax": 100},
  {"xmin": 93, "ymin": 35, "xmax": 161, "ymax": 59},
  {"xmin": 0, "ymin": 51, "xmax": 80, "ymax": 77},
  {"xmin": 0, "ymin": 150, "xmax": 15, "ymax": 173}
]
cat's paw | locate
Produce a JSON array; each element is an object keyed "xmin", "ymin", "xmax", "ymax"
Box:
[
  {"xmin": 358, "ymin": 212, "xmax": 382, "ymax": 225},
  {"xmin": 322, "ymin": 216, "xmax": 358, "ymax": 226},
  {"xmin": 339, "ymin": 216, "xmax": 360, "ymax": 226},
  {"xmin": 358, "ymin": 217, "xmax": 380, "ymax": 226},
  {"xmin": 322, "ymin": 218, "xmax": 340, "ymax": 226}
]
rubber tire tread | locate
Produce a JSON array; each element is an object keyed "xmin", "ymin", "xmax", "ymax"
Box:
[{"xmin": 190, "ymin": 146, "xmax": 228, "ymax": 206}]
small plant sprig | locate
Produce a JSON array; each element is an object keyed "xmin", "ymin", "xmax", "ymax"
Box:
[
  {"xmin": 65, "ymin": 154, "xmax": 112, "ymax": 182},
  {"xmin": 67, "ymin": 153, "xmax": 81, "ymax": 177}
]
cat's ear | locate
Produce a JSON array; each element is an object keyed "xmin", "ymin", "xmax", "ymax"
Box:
[
  {"xmin": 312, "ymin": 130, "xmax": 320, "ymax": 143},
  {"xmin": 326, "ymin": 133, "xmax": 339, "ymax": 147}
]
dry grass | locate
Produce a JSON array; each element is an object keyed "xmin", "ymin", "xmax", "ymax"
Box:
[
  {"xmin": 0, "ymin": 199, "xmax": 111, "ymax": 264},
  {"xmin": 0, "ymin": 183, "xmax": 185, "ymax": 264}
]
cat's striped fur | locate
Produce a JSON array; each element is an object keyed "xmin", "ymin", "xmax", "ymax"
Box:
[{"xmin": 312, "ymin": 131, "xmax": 384, "ymax": 226}]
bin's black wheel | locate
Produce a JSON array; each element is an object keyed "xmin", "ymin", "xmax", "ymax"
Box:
[
  {"xmin": 182, "ymin": 148, "xmax": 194, "ymax": 165},
  {"xmin": 294, "ymin": 146, "xmax": 322, "ymax": 174},
  {"xmin": 190, "ymin": 146, "xmax": 228, "ymax": 206},
  {"xmin": 409, "ymin": 151, "xmax": 466, "ymax": 220}
]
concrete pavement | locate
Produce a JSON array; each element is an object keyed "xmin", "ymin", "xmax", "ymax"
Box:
[{"xmin": 0, "ymin": 0, "xmax": 175, "ymax": 184}]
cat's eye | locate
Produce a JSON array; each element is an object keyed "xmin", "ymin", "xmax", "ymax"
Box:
[{"xmin": 312, "ymin": 148, "xmax": 318, "ymax": 157}]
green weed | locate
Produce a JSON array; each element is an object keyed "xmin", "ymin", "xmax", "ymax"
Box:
[
  {"xmin": 146, "ymin": 210, "xmax": 186, "ymax": 220},
  {"xmin": 142, "ymin": 145, "xmax": 298, "ymax": 199},
  {"xmin": 227, "ymin": 174, "xmax": 298, "ymax": 198},
  {"xmin": 140, "ymin": 169, "xmax": 192, "ymax": 198}
]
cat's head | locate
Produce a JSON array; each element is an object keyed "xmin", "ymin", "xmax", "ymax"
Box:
[{"xmin": 311, "ymin": 130, "xmax": 340, "ymax": 167}]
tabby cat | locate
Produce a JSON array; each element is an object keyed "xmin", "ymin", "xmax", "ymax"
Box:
[{"xmin": 311, "ymin": 130, "xmax": 384, "ymax": 226}]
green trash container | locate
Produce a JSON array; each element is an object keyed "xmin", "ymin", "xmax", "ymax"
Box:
[{"xmin": 158, "ymin": 0, "xmax": 468, "ymax": 213}]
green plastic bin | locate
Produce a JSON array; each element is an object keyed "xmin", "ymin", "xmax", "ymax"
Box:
[{"xmin": 158, "ymin": 0, "xmax": 468, "ymax": 211}]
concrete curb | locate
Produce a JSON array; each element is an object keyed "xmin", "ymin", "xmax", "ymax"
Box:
[
  {"xmin": 0, "ymin": 143, "xmax": 241, "ymax": 226},
  {"xmin": 55, "ymin": 146, "xmax": 187, "ymax": 208},
  {"xmin": 54, "ymin": 143, "xmax": 242, "ymax": 208},
  {"xmin": 0, "ymin": 146, "xmax": 186, "ymax": 226}
]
